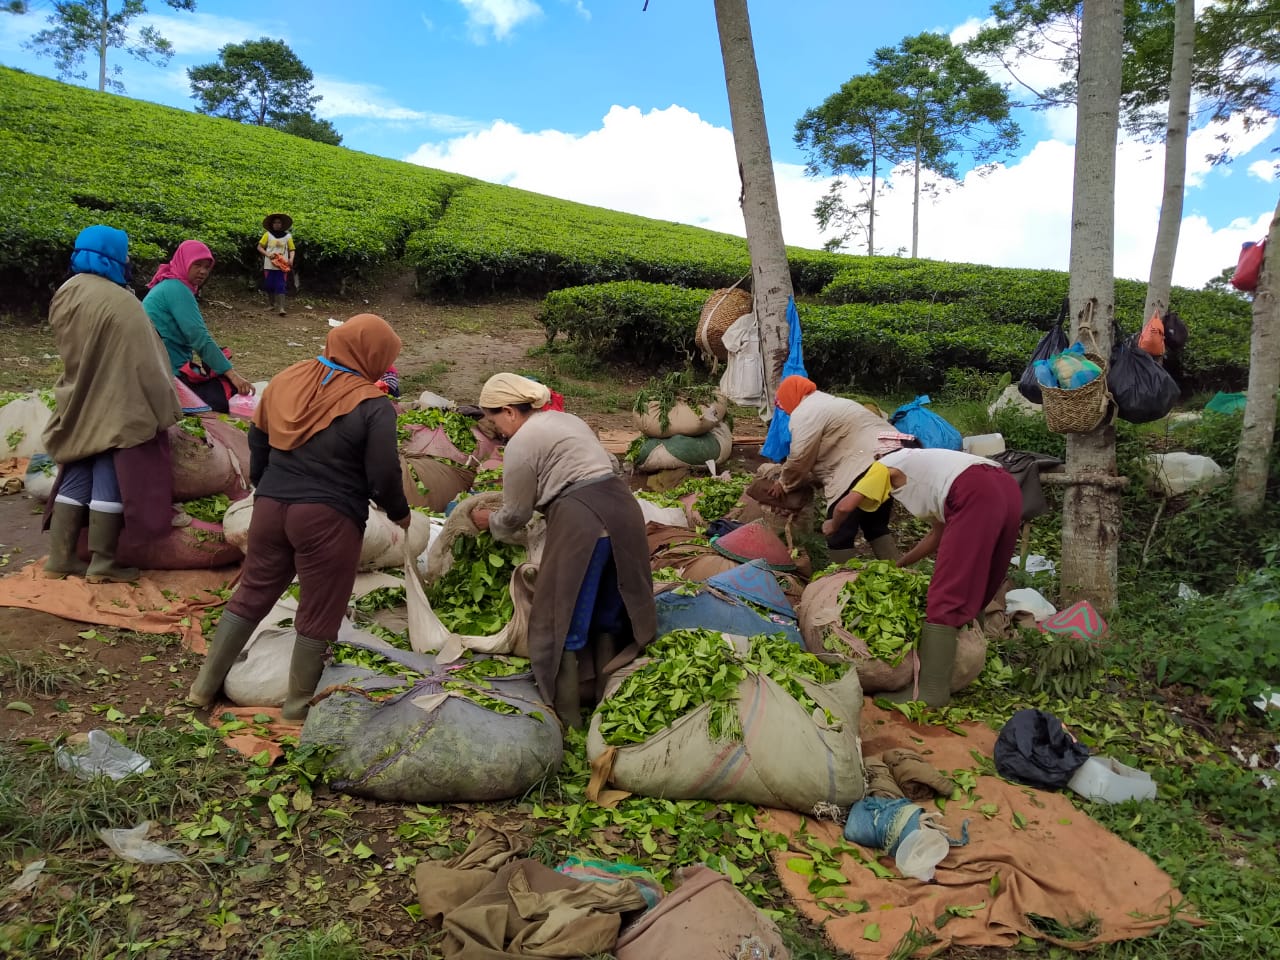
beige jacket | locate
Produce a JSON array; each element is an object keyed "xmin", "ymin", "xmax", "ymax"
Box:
[{"xmin": 779, "ymin": 391, "xmax": 888, "ymax": 502}]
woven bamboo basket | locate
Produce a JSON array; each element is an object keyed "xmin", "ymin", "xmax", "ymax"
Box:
[
  {"xmin": 696, "ymin": 287, "xmax": 753, "ymax": 363},
  {"xmin": 1041, "ymin": 349, "xmax": 1114, "ymax": 434}
]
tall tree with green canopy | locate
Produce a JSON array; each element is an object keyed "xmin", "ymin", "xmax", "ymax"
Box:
[
  {"xmin": 798, "ymin": 33, "xmax": 1020, "ymax": 258},
  {"xmin": 794, "ymin": 74, "xmax": 906, "ymax": 255},
  {"xmin": 24, "ymin": 0, "xmax": 197, "ymax": 94},
  {"xmin": 188, "ymin": 38, "xmax": 341, "ymax": 146}
]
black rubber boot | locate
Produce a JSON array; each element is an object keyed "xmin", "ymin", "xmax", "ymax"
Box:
[
  {"xmin": 282, "ymin": 635, "xmax": 329, "ymax": 721},
  {"xmin": 554, "ymin": 649, "xmax": 582, "ymax": 731},
  {"xmin": 85, "ymin": 511, "xmax": 139, "ymax": 583},
  {"xmin": 188, "ymin": 611, "xmax": 258, "ymax": 708},
  {"xmin": 43, "ymin": 501, "xmax": 88, "ymax": 578}
]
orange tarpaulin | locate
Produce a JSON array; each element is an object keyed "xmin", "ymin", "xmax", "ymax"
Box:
[
  {"xmin": 0, "ymin": 560, "xmax": 236, "ymax": 652},
  {"xmin": 763, "ymin": 703, "xmax": 1191, "ymax": 958}
]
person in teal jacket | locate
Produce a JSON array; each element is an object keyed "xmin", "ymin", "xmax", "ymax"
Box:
[{"xmin": 143, "ymin": 240, "xmax": 254, "ymax": 413}]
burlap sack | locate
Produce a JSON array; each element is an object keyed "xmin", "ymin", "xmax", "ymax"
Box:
[
  {"xmin": 402, "ymin": 456, "xmax": 475, "ymax": 513},
  {"xmin": 796, "ymin": 570, "xmax": 987, "ymax": 693},
  {"xmin": 633, "ymin": 395, "xmax": 728, "ymax": 439}
]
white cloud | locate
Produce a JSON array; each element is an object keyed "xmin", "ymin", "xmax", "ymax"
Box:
[
  {"xmin": 1249, "ymin": 159, "xmax": 1279, "ymax": 182},
  {"xmin": 563, "ymin": 0, "xmax": 591, "ymax": 20},
  {"xmin": 457, "ymin": 0, "xmax": 542, "ymax": 42},
  {"xmin": 313, "ymin": 78, "xmax": 431, "ymax": 122},
  {"xmin": 404, "ymin": 103, "xmax": 1278, "ymax": 290},
  {"xmin": 0, "ymin": 8, "xmax": 41, "ymax": 55},
  {"xmin": 144, "ymin": 12, "xmax": 278, "ymax": 55}
]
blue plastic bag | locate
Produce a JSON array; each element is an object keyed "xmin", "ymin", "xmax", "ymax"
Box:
[
  {"xmin": 889, "ymin": 395, "xmax": 962, "ymax": 450},
  {"xmin": 760, "ymin": 296, "xmax": 808, "ymax": 463}
]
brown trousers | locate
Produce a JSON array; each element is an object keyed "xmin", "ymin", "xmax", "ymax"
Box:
[{"xmin": 227, "ymin": 497, "xmax": 363, "ymax": 641}]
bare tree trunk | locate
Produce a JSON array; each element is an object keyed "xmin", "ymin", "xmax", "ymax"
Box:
[
  {"xmin": 1062, "ymin": 0, "xmax": 1124, "ymax": 612},
  {"xmin": 1233, "ymin": 196, "xmax": 1280, "ymax": 513},
  {"xmin": 1142, "ymin": 0, "xmax": 1194, "ymax": 322},
  {"xmin": 867, "ymin": 152, "xmax": 877, "ymax": 256},
  {"xmin": 714, "ymin": 0, "xmax": 794, "ymax": 398},
  {"xmin": 911, "ymin": 142, "xmax": 921, "ymax": 258},
  {"xmin": 97, "ymin": 0, "xmax": 108, "ymax": 92}
]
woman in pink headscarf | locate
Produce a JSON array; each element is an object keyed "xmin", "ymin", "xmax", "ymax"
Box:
[{"xmin": 143, "ymin": 240, "xmax": 254, "ymax": 413}]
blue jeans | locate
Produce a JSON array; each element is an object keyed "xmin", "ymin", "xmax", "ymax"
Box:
[{"xmin": 56, "ymin": 453, "xmax": 122, "ymax": 513}]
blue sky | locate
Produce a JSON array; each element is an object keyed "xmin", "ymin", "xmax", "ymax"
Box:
[{"xmin": 2, "ymin": 0, "xmax": 1277, "ymax": 286}]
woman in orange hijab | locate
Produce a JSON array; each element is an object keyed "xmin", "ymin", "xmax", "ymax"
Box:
[{"xmin": 189, "ymin": 314, "xmax": 411, "ymax": 720}]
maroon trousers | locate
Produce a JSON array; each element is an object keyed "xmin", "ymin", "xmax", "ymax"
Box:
[
  {"xmin": 926, "ymin": 465, "xmax": 1023, "ymax": 628},
  {"xmin": 228, "ymin": 497, "xmax": 363, "ymax": 642}
]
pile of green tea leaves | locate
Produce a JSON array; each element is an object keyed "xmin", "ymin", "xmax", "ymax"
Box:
[
  {"xmin": 180, "ymin": 493, "xmax": 232, "ymax": 524},
  {"xmin": 637, "ymin": 474, "xmax": 750, "ymax": 522},
  {"xmin": 331, "ymin": 643, "xmax": 425, "ymax": 695},
  {"xmin": 633, "ymin": 370, "xmax": 723, "ymax": 432},
  {"xmin": 472, "ymin": 468, "xmax": 504, "ymax": 492},
  {"xmin": 353, "ymin": 585, "xmax": 407, "ymax": 615},
  {"xmin": 217, "ymin": 412, "xmax": 250, "ymax": 433},
  {"xmin": 396, "ymin": 408, "xmax": 479, "ymax": 452},
  {"xmin": 596, "ymin": 629, "xmax": 848, "ymax": 747},
  {"xmin": 178, "ymin": 415, "xmax": 207, "ymax": 439},
  {"xmin": 427, "ymin": 532, "xmax": 527, "ymax": 635},
  {"xmin": 0, "ymin": 389, "xmax": 56, "ymax": 411},
  {"xmin": 829, "ymin": 559, "xmax": 929, "ymax": 665},
  {"xmin": 447, "ymin": 654, "xmax": 531, "ymax": 682}
]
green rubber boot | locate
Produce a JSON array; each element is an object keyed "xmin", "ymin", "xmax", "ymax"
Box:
[
  {"xmin": 869, "ymin": 534, "xmax": 901, "ymax": 562},
  {"xmin": 188, "ymin": 611, "xmax": 258, "ymax": 708},
  {"xmin": 282, "ymin": 635, "xmax": 329, "ymax": 722},
  {"xmin": 880, "ymin": 623, "xmax": 958, "ymax": 708},
  {"xmin": 43, "ymin": 502, "xmax": 88, "ymax": 578},
  {"xmin": 85, "ymin": 510, "xmax": 139, "ymax": 583}
]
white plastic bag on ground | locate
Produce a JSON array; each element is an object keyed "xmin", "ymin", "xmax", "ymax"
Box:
[
  {"xmin": 1005, "ymin": 588, "xmax": 1056, "ymax": 622},
  {"xmin": 636, "ymin": 495, "xmax": 689, "ymax": 528},
  {"xmin": 1146, "ymin": 452, "xmax": 1224, "ymax": 497},
  {"xmin": 0, "ymin": 394, "xmax": 53, "ymax": 457}
]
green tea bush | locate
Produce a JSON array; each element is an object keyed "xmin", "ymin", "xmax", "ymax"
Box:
[{"xmin": 539, "ymin": 281, "xmax": 710, "ymax": 365}]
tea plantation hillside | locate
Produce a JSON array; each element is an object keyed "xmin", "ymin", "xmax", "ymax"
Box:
[{"xmin": 0, "ymin": 66, "xmax": 1253, "ymax": 389}]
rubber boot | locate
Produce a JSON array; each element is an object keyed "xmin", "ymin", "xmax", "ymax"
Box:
[
  {"xmin": 281, "ymin": 634, "xmax": 329, "ymax": 721},
  {"xmin": 188, "ymin": 611, "xmax": 258, "ymax": 708},
  {"xmin": 85, "ymin": 510, "xmax": 139, "ymax": 583},
  {"xmin": 881, "ymin": 623, "xmax": 958, "ymax": 708},
  {"xmin": 43, "ymin": 501, "xmax": 89, "ymax": 578},
  {"xmin": 869, "ymin": 534, "xmax": 901, "ymax": 562},
  {"xmin": 554, "ymin": 649, "xmax": 582, "ymax": 731},
  {"xmin": 277, "ymin": 293, "xmax": 287, "ymax": 317}
]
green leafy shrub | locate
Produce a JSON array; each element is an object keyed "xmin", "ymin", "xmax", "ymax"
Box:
[{"xmin": 539, "ymin": 281, "xmax": 710, "ymax": 365}]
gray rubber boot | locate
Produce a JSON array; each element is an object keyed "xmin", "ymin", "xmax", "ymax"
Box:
[
  {"xmin": 281, "ymin": 634, "xmax": 329, "ymax": 721},
  {"xmin": 277, "ymin": 294, "xmax": 287, "ymax": 316},
  {"xmin": 85, "ymin": 511, "xmax": 139, "ymax": 583},
  {"xmin": 880, "ymin": 623, "xmax": 958, "ymax": 708},
  {"xmin": 188, "ymin": 611, "xmax": 258, "ymax": 708},
  {"xmin": 554, "ymin": 648, "xmax": 582, "ymax": 731},
  {"xmin": 43, "ymin": 502, "xmax": 89, "ymax": 578},
  {"xmin": 869, "ymin": 535, "xmax": 901, "ymax": 562}
]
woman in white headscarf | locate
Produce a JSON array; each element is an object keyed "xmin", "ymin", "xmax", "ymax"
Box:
[{"xmin": 471, "ymin": 373, "xmax": 655, "ymax": 729}]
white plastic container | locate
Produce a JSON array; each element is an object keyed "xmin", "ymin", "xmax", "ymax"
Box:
[
  {"xmin": 1067, "ymin": 756, "xmax": 1156, "ymax": 803},
  {"xmin": 962, "ymin": 433, "xmax": 1006, "ymax": 457}
]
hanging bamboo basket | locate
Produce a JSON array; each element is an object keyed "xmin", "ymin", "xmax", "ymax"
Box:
[
  {"xmin": 1040, "ymin": 310, "xmax": 1116, "ymax": 435},
  {"xmin": 696, "ymin": 283, "xmax": 753, "ymax": 364}
]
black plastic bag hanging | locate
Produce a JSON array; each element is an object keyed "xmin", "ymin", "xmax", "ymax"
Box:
[
  {"xmin": 994, "ymin": 709, "xmax": 1090, "ymax": 789},
  {"xmin": 1017, "ymin": 297, "xmax": 1070, "ymax": 405},
  {"xmin": 1108, "ymin": 321, "xmax": 1180, "ymax": 424}
]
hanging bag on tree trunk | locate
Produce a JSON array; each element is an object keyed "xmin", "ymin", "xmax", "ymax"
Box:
[
  {"xmin": 1038, "ymin": 302, "xmax": 1114, "ymax": 435},
  {"xmin": 1231, "ymin": 240, "xmax": 1266, "ymax": 293},
  {"xmin": 1107, "ymin": 320, "xmax": 1179, "ymax": 424},
  {"xmin": 1018, "ymin": 298, "xmax": 1070, "ymax": 405},
  {"xmin": 1137, "ymin": 312, "xmax": 1165, "ymax": 358}
]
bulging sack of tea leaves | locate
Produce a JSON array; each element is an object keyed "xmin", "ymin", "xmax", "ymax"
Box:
[
  {"xmin": 585, "ymin": 630, "xmax": 865, "ymax": 812},
  {"xmin": 300, "ymin": 639, "xmax": 563, "ymax": 803},
  {"xmin": 796, "ymin": 561, "xmax": 986, "ymax": 693},
  {"xmin": 223, "ymin": 495, "xmax": 432, "ymax": 572},
  {"xmin": 168, "ymin": 416, "xmax": 251, "ymax": 502}
]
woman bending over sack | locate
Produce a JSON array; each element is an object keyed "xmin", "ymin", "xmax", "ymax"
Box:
[
  {"xmin": 189, "ymin": 314, "xmax": 410, "ymax": 721},
  {"xmin": 41, "ymin": 225, "xmax": 183, "ymax": 583},
  {"xmin": 143, "ymin": 240, "xmax": 255, "ymax": 414},
  {"xmin": 470, "ymin": 373, "xmax": 656, "ymax": 729},
  {"xmin": 767, "ymin": 375, "xmax": 898, "ymax": 561},
  {"xmin": 822, "ymin": 432, "xmax": 1022, "ymax": 708}
]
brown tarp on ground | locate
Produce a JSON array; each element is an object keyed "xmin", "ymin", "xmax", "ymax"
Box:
[
  {"xmin": 0, "ymin": 562, "xmax": 236, "ymax": 652},
  {"xmin": 762, "ymin": 703, "xmax": 1191, "ymax": 959}
]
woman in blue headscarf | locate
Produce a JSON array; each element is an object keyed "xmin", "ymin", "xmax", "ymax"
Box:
[{"xmin": 40, "ymin": 225, "xmax": 182, "ymax": 582}]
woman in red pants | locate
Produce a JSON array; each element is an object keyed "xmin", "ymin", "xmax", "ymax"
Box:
[{"xmin": 823, "ymin": 432, "xmax": 1022, "ymax": 707}]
